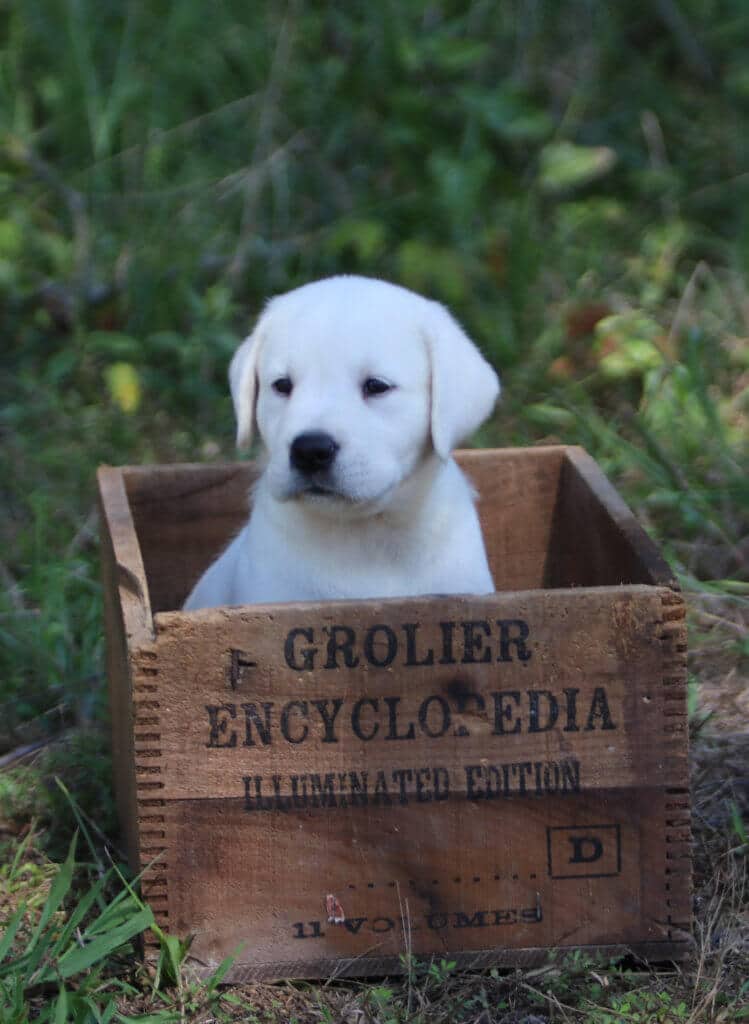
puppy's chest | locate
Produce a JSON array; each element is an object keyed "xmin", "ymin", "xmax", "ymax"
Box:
[
  {"xmin": 263, "ymin": 521, "xmax": 449, "ymax": 600},
  {"xmin": 297, "ymin": 529, "xmax": 427, "ymax": 580}
]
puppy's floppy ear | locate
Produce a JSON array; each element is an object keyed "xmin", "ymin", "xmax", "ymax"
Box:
[
  {"xmin": 423, "ymin": 301, "xmax": 501, "ymax": 459},
  {"xmin": 228, "ymin": 314, "xmax": 267, "ymax": 449}
]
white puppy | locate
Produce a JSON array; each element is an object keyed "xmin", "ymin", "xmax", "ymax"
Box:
[{"xmin": 184, "ymin": 275, "xmax": 499, "ymax": 609}]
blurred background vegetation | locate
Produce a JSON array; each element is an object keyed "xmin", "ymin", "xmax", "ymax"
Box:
[
  {"xmin": 0, "ymin": 2, "xmax": 748, "ymax": 1018},
  {"xmin": 0, "ymin": 0, "xmax": 747, "ymax": 982}
]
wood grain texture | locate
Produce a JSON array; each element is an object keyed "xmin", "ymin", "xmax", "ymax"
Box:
[
  {"xmin": 150, "ymin": 588, "xmax": 684, "ymax": 799},
  {"xmin": 167, "ymin": 787, "xmax": 682, "ymax": 979},
  {"xmin": 97, "ymin": 467, "xmax": 152, "ymax": 644},
  {"xmin": 544, "ymin": 448, "xmax": 679, "ymax": 589},
  {"xmin": 458, "ymin": 447, "xmax": 564, "ymax": 593},
  {"xmin": 123, "ymin": 461, "xmax": 260, "ymax": 614},
  {"xmin": 97, "ymin": 467, "xmax": 153, "ymax": 869},
  {"xmin": 97, "ymin": 448, "xmax": 692, "ymax": 980}
]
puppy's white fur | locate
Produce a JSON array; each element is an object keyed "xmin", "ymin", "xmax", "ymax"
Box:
[{"xmin": 184, "ymin": 276, "xmax": 499, "ymax": 608}]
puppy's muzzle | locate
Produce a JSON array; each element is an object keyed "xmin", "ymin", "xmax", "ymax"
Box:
[{"xmin": 290, "ymin": 431, "xmax": 340, "ymax": 475}]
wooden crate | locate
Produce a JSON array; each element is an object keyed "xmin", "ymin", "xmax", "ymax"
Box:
[{"xmin": 97, "ymin": 446, "xmax": 692, "ymax": 981}]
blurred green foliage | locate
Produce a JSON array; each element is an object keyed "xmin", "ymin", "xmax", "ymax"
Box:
[{"xmin": 0, "ymin": 0, "xmax": 747, "ymax": 816}]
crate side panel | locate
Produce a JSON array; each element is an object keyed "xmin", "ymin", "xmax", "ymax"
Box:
[
  {"xmin": 659, "ymin": 589, "xmax": 691, "ymax": 933},
  {"xmin": 97, "ymin": 467, "xmax": 171, "ymax": 916},
  {"xmin": 99, "ymin": 499, "xmax": 142, "ymax": 871},
  {"xmin": 97, "ymin": 467, "xmax": 155, "ymax": 870},
  {"xmin": 457, "ymin": 448, "xmax": 565, "ymax": 592},
  {"xmin": 124, "ymin": 463, "xmax": 260, "ymax": 613},
  {"xmin": 129, "ymin": 644, "xmax": 172, "ymax": 934},
  {"xmin": 545, "ymin": 449, "xmax": 679, "ymax": 588},
  {"xmin": 97, "ymin": 467, "xmax": 153, "ymax": 640}
]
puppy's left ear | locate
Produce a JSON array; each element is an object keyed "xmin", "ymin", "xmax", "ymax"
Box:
[
  {"xmin": 424, "ymin": 301, "xmax": 501, "ymax": 459},
  {"xmin": 228, "ymin": 316, "xmax": 267, "ymax": 449}
]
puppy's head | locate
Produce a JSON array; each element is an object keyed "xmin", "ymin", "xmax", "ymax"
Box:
[{"xmin": 230, "ymin": 276, "xmax": 499, "ymax": 511}]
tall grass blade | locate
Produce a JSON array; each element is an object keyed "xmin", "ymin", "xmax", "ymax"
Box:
[
  {"xmin": 0, "ymin": 904, "xmax": 27, "ymax": 964},
  {"xmin": 46, "ymin": 870, "xmax": 111, "ymax": 959},
  {"xmin": 38, "ymin": 906, "xmax": 153, "ymax": 982},
  {"xmin": 54, "ymin": 984, "xmax": 68, "ymax": 1024},
  {"xmin": 203, "ymin": 944, "xmax": 243, "ymax": 993},
  {"xmin": 26, "ymin": 832, "xmax": 77, "ymax": 948},
  {"xmin": 54, "ymin": 777, "xmax": 106, "ymax": 880}
]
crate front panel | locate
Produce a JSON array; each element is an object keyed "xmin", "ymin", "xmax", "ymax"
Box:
[
  {"xmin": 136, "ymin": 587, "xmax": 688, "ymax": 977},
  {"xmin": 166, "ymin": 788, "xmax": 672, "ymax": 974}
]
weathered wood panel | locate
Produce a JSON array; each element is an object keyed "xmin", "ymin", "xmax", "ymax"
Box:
[
  {"xmin": 165, "ymin": 786, "xmax": 686, "ymax": 980},
  {"xmin": 150, "ymin": 589, "xmax": 684, "ymax": 799}
]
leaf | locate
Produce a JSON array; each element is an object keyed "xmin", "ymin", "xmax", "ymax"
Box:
[
  {"xmin": 730, "ymin": 800, "xmax": 748, "ymax": 844},
  {"xmin": 524, "ymin": 403, "xmax": 575, "ymax": 428},
  {"xmin": 54, "ymin": 985, "xmax": 68, "ymax": 1024},
  {"xmin": 86, "ymin": 332, "xmax": 143, "ymax": 360},
  {"xmin": 158, "ymin": 931, "xmax": 192, "ymax": 986},
  {"xmin": 326, "ymin": 218, "xmax": 387, "ymax": 262},
  {"xmin": 43, "ymin": 907, "xmax": 154, "ymax": 981},
  {"xmin": 0, "ymin": 903, "xmax": 27, "ymax": 963},
  {"xmin": 26, "ymin": 832, "xmax": 77, "ymax": 955},
  {"xmin": 100, "ymin": 999, "xmax": 118, "ymax": 1024},
  {"xmin": 48, "ymin": 871, "xmax": 110, "ymax": 957},
  {"xmin": 594, "ymin": 313, "xmax": 664, "ymax": 380},
  {"xmin": 203, "ymin": 944, "xmax": 243, "ymax": 993},
  {"xmin": 396, "ymin": 240, "xmax": 469, "ymax": 304},
  {"xmin": 460, "ymin": 86, "xmax": 553, "ymax": 142},
  {"xmin": 105, "ymin": 362, "xmax": 141, "ymax": 413},
  {"xmin": 539, "ymin": 141, "xmax": 617, "ymax": 192},
  {"xmin": 44, "ymin": 347, "xmax": 79, "ymax": 385},
  {"xmin": 88, "ymin": 890, "xmax": 147, "ymax": 935},
  {"xmin": 598, "ymin": 339, "xmax": 663, "ymax": 379},
  {"xmin": 428, "ymin": 151, "xmax": 493, "ymax": 228},
  {"xmin": 54, "ymin": 778, "xmax": 106, "ymax": 886},
  {"xmin": 0, "ymin": 218, "xmax": 23, "ymax": 257}
]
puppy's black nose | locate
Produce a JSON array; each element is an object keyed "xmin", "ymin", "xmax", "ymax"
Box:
[{"xmin": 290, "ymin": 431, "xmax": 339, "ymax": 474}]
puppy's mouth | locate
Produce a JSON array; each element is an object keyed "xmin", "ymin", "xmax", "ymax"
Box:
[
  {"xmin": 274, "ymin": 468, "xmax": 403, "ymax": 513},
  {"xmin": 303, "ymin": 483, "xmax": 340, "ymax": 498},
  {"xmin": 283, "ymin": 476, "xmax": 349, "ymax": 502},
  {"xmin": 297, "ymin": 479, "xmax": 404, "ymax": 517}
]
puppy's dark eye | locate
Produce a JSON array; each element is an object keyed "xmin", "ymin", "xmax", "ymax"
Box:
[
  {"xmin": 362, "ymin": 377, "xmax": 393, "ymax": 398},
  {"xmin": 272, "ymin": 377, "xmax": 293, "ymax": 396}
]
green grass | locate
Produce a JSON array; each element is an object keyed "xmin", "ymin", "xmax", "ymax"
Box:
[
  {"xmin": 0, "ymin": 1, "xmax": 747, "ymax": 1020},
  {"xmin": 0, "ymin": 829, "xmax": 154, "ymax": 1023}
]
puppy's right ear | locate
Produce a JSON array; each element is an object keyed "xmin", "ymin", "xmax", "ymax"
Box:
[{"xmin": 228, "ymin": 318, "xmax": 266, "ymax": 449}]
